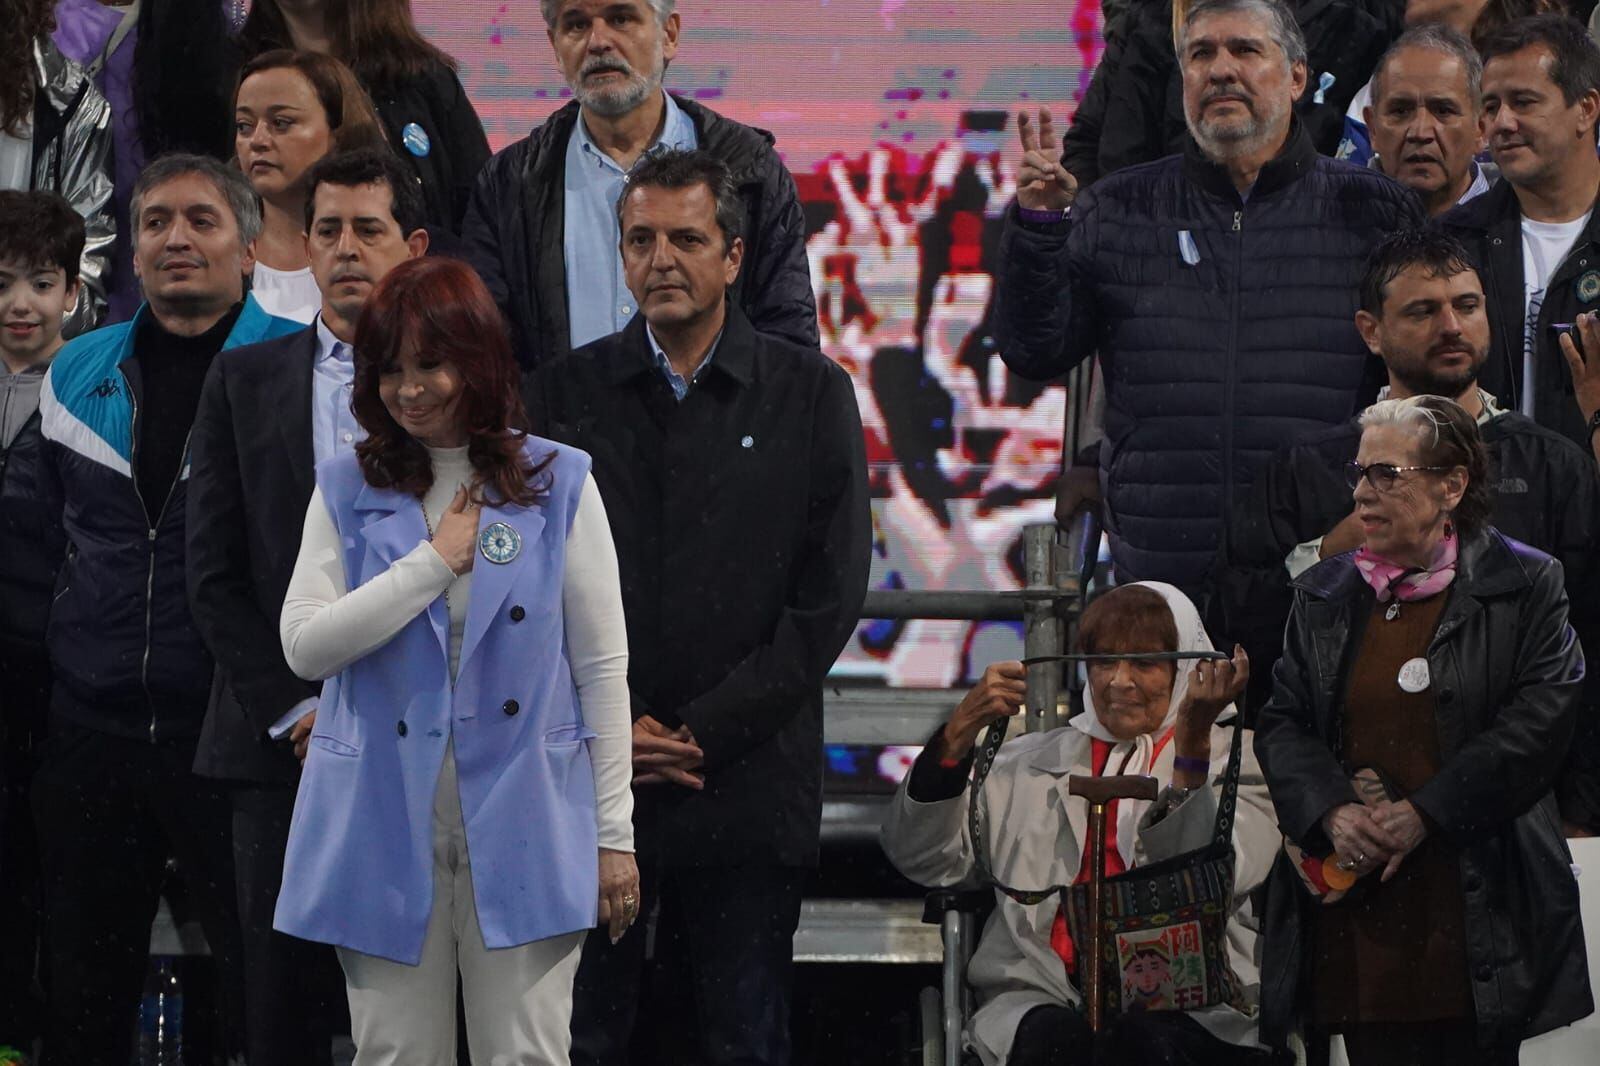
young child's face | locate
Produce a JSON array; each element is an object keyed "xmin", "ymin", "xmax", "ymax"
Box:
[{"xmin": 0, "ymin": 257, "xmax": 77, "ymax": 368}]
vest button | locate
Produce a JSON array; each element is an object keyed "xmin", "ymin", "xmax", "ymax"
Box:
[
  {"xmin": 510, "ymin": 605, "xmax": 526, "ymax": 622},
  {"xmin": 1476, "ymin": 965, "xmax": 1493, "ymax": 982},
  {"xmin": 397, "ymin": 720, "xmax": 408, "ymax": 737},
  {"xmin": 503, "ymin": 699, "xmax": 520, "ymax": 716}
]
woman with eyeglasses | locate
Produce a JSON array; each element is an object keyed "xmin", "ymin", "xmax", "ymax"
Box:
[{"xmin": 1254, "ymin": 394, "xmax": 1590, "ymax": 1065}]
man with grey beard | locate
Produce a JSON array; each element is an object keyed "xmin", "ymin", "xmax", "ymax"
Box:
[
  {"xmin": 462, "ymin": 0, "xmax": 816, "ymax": 369},
  {"xmin": 995, "ymin": 0, "xmax": 1423, "ymax": 604}
]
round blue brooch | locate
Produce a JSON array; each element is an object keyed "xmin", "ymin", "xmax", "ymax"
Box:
[
  {"xmin": 401, "ymin": 122, "xmax": 432, "ymax": 158},
  {"xmin": 478, "ymin": 521, "xmax": 521, "ymax": 565}
]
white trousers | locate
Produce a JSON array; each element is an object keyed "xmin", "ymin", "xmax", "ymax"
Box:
[{"xmin": 337, "ymin": 742, "xmax": 586, "ymax": 1066}]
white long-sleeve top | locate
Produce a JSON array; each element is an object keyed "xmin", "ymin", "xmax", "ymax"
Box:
[{"xmin": 279, "ymin": 445, "xmax": 634, "ymax": 852}]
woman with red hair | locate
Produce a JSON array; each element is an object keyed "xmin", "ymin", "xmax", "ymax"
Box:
[{"xmin": 274, "ymin": 256, "xmax": 638, "ymax": 1061}]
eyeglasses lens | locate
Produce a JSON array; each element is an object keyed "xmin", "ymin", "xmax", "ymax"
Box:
[{"xmin": 1345, "ymin": 462, "xmax": 1401, "ymax": 491}]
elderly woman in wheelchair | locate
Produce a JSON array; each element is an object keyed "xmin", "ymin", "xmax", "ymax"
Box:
[{"xmin": 881, "ymin": 582, "xmax": 1281, "ymax": 1066}]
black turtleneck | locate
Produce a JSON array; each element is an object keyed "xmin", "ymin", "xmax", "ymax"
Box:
[{"xmin": 134, "ymin": 303, "xmax": 242, "ymax": 517}]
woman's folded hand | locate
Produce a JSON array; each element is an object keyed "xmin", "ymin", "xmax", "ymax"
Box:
[{"xmin": 1322, "ymin": 802, "xmax": 1404, "ymax": 877}]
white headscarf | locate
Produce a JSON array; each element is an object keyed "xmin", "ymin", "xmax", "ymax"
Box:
[{"xmin": 1067, "ymin": 581, "xmax": 1227, "ymax": 864}]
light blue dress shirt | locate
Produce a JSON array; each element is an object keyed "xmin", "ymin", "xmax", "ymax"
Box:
[
  {"xmin": 647, "ymin": 324, "xmax": 722, "ymax": 402},
  {"xmin": 311, "ymin": 316, "xmax": 364, "ymax": 467},
  {"xmin": 563, "ymin": 92, "xmax": 698, "ymax": 351},
  {"xmin": 271, "ymin": 316, "xmax": 365, "ymax": 739}
]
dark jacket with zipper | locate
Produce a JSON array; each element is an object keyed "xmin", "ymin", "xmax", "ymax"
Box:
[
  {"xmin": 1254, "ymin": 529, "xmax": 1592, "ymax": 1049},
  {"xmin": 462, "ymin": 95, "xmax": 817, "ymax": 369},
  {"xmin": 0, "ymin": 403, "xmax": 61, "ymax": 657},
  {"xmin": 996, "ymin": 121, "xmax": 1422, "ymax": 592},
  {"xmin": 1438, "ymin": 178, "xmax": 1600, "ymax": 446},
  {"xmin": 36, "ymin": 297, "xmax": 301, "ymax": 742}
]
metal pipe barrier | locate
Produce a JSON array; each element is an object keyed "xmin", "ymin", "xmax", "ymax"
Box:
[{"xmin": 856, "ymin": 519, "xmax": 1097, "ymax": 735}]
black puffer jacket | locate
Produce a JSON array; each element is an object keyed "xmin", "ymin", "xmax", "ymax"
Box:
[
  {"xmin": 1061, "ymin": 0, "xmax": 1398, "ymax": 186},
  {"xmin": 1254, "ymin": 529, "xmax": 1592, "ymax": 1050},
  {"xmin": 462, "ymin": 96, "xmax": 817, "ymax": 369},
  {"xmin": 996, "ymin": 122, "xmax": 1422, "ymax": 591}
]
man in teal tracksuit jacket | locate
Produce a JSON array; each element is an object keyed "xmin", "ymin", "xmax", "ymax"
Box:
[{"xmin": 31, "ymin": 154, "xmax": 300, "ymax": 1063}]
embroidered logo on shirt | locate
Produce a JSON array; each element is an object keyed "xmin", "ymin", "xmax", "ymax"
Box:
[{"xmin": 90, "ymin": 377, "xmax": 120, "ymax": 399}]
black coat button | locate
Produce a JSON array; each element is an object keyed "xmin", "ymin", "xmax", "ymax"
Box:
[
  {"xmin": 503, "ymin": 699, "xmax": 520, "ymax": 716},
  {"xmin": 510, "ymin": 605, "xmax": 526, "ymax": 622},
  {"xmin": 1464, "ymin": 874, "xmax": 1482, "ymax": 892},
  {"xmin": 1476, "ymin": 965, "xmax": 1493, "ymax": 982},
  {"xmin": 1440, "ymin": 688, "xmax": 1456, "ymax": 703},
  {"xmin": 397, "ymin": 720, "xmax": 408, "ymax": 737}
]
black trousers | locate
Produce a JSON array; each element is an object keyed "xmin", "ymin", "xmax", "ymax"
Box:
[
  {"xmin": 1308, "ymin": 1022, "xmax": 1517, "ymax": 1066},
  {"xmin": 31, "ymin": 722, "xmax": 243, "ymax": 1066},
  {"xmin": 0, "ymin": 649, "xmax": 50, "ymax": 1049},
  {"xmin": 570, "ymin": 858, "xmax": 806, "ymax": 1066},
  {"xmin": 1009, "ymin": 1004, "xmax": 1279, "ymax": 1066},
  {"xmin": 231, "ymin": 782, "xmax": 341, "ymax": 1066}
]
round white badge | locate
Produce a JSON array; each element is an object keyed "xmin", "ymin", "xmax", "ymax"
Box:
[
  {"xmin": 478, "ymin": 521, "xmax": 521, "ymax": 565},
  {"xmin": 1397, "ymin": 657, "xmax": 1431, "ymax": 694}
]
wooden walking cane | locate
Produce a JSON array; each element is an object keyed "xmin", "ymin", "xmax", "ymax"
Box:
[{"xmin": 1066, "ymin": 773, "xmax": 1159, "ymax": 1032}]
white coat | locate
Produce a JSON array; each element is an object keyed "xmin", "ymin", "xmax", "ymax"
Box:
[{"xmin": 881, "ymin": 718, "xmax": 1281, "ymax": 1065}]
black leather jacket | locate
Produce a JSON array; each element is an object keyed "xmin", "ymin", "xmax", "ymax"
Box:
[{"xmin": 1254, "ymin": 529, "xmax": 1592, "ymax": 1048}]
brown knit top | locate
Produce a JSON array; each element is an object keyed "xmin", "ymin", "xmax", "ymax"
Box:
[{"xmin": 1311, "ymin": 592, "xmax": 1473, "ymax": 1026}]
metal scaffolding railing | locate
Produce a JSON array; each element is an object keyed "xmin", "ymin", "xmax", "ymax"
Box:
[{"xmin": 854, "ymin": 517, "xmax": 1098, "ymax": 736}]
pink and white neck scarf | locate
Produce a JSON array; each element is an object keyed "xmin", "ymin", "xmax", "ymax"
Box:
[{"xmin": 1354, "ymin": 531, "xmax": 1459, "ymax": 603}]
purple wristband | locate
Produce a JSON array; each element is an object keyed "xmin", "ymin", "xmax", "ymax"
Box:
[
  {"xmin": 1017, "ymin": 204, "xmax": 1071, "ymax": 225},
  {"xmin": 1171, "ymin": 755, "xmax": 1211, "ymax": 775}
]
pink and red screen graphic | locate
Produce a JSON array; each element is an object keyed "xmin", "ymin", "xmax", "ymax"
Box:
[{"xmin": 417, "ymin": 0, "xmax": 1104, "ymax": 694}]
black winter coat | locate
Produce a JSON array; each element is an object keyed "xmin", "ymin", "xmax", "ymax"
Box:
[
  {"xmin": 1439, "ymin": 179, "xmax": 1600, "ymax": 447},
  {"xmin": 462, "ymin": 96, "xmax": 817, "ymax": 369},
  {"xmin": 995, "ymin": 123, "xmax": 1421, "ymax": 591},
  {"xmin": 1254, "ymin": 529, "xmax": 1592, "ymax": 1049},
  {"xmin": 1061, "ymin": 0, "xmax": 1397, "ymax": 186},
  {"xmin": 526, "ymin": 307, "xmax": 870, "ymax": 867},
  {"xmin": 0, "ymin": 409, "xmax": 61, "ymax": 656}
]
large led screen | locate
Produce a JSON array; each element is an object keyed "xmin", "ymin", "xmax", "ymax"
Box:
[{"xmin": 417, "ymin": 0, "xmax": 1103, "ymax": 691}]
